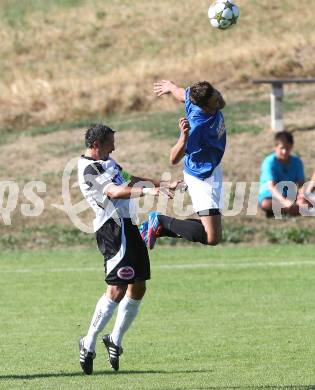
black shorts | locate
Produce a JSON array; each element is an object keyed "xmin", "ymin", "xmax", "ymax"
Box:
[{"xmin": 96, "ymin": 218, "xmax": 150, "ymax": 285}]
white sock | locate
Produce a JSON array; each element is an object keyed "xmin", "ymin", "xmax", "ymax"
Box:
[
  {"xmin": 84, "ymin": 294, "xmax": 118, "ymax": 352},
  {"xmin": 111, "ymin": 295, "xmax": 141, "ymax": 347}
]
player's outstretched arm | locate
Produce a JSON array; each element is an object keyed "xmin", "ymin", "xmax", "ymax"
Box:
[
  {"xmin": 104, "ymin": 183, "xmax": 173, "ymax": 200},
  {"xmin": 170, "ymin": 118, "xmax": 189, "ymax": 165},
  {"xmin": 154, "ymin": 80, "xmax": 185, "ymax": 102},
  {"xmin": 128, "ymin": 176, "xmax": 182, "ymax": 191}
]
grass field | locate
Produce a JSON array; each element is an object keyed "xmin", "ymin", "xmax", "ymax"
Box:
[{"xmin": 1, "ymin": 245, "xmax": 315, "ymax": 389}]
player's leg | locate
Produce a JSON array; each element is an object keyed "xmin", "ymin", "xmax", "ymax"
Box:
[
  {"xmin": 103, "ymin": 219, "xmax": 150, "ymax": 371},
  {"xmin": 83, "ymin": 285, "xmax": 126, "ymax": 352},
  {"xmin": 199, "ymin": 212, "xmax": 222, "ymax": 246},
  {"xmin": 109, "ymin": 281, "xmax": 146, "ymax": 348},
  {"xmin": 79, "ymin": 284, "xmax": 126, "ymax": 375},
  {"xmin": 157, "ymin": 214, "xmax": 208, "ymax": 244},
  {"xmin": 80, "ymin": 217, "xmax": 131, "ymax": 375},
  {"xmin": 145, "ymin": 166, "xmax": 223, "ymax": 248},
  {"xmin": 158, "ymin": 212, "xmax": 221, "ymax": 246},
  {"xmin": 103, "ymin": 282, "xmax": 146, "ymax": 371}
]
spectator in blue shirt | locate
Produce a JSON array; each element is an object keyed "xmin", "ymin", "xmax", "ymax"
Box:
[{"xmin": 258, "ymin": 131, "xmax": 307, "ymax": 217}]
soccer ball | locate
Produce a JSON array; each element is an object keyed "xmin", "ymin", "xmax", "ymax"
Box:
[{"xmin": 208, "ymin": 0, "xmax": 240, "ymax": 30}]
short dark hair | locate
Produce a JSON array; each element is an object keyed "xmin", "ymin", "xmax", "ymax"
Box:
[
  {"xmin": 274, "ymin": 131, "xmax": 294, "ymax": 146},
  {"xmin": 85, "ymin": 123, "xmax": 115, "ymax": 148},
  {"xmin": 189, "ymin": 81, "xmax": 215, "ymax": 107}
]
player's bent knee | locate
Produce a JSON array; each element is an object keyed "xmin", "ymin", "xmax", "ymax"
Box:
[
  {"xmin": 206, "ymin": 237, "xmax": 220, "ymax": 246},
  {"xmin": 205, "ymin": 229, "xmax": 221, "ymax": 246},
  {"xmin": 106, "ymin": 285, "xmax": 127, "ymax": 303}
]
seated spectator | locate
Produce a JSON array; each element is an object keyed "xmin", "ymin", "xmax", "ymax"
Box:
[{"xmin": 258, "ymin": 131, "xmax": 307, "ymax": 217}]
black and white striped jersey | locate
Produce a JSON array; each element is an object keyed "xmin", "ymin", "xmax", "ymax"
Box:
[{"xmin": 77, "ymin": 156, "xmax": 138, "ymax": 232}]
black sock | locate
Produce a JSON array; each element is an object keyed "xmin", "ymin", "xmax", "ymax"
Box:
[
  {"xmin": 157, "ymin": 215, "xmax": 178, "ymax": 238},
  {"xmin": 158, "ymin": 215, "xmax": 208, "ymax": 245}
]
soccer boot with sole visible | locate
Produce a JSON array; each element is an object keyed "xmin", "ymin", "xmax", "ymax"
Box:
[
  {"xmin": 102, "ymin": 334, "xmax": 123, "ymax": 372},
  {"xmin": 79, "ymin": 337, "xmax": 96, "ymax": 375},
  {"xmin": 147, "ymin": 211, "xmax": 162, "ymax": 250},
  {"xmin": 139, "ymin": 220, "xmax": 149, "ymax": 246}
]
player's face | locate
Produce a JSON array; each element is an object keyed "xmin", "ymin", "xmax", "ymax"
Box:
[
  {"xmin": 98, "ymin": 133, "xmax": 115, "ymax": 158},
  {"xmin": 204, "ymin": 95, "xmax": 219, "ymax": 113},
  {"xmin": 105, "ymin": 133, "xmax": 115, "ymax": 153},
  {"xmin": 274, "ymin": 140, "xmax": 292, "ymax": 162}
]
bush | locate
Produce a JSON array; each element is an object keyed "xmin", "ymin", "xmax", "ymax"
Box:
[{"xmin": 266, "ymin": 228, "xmax": 314, "ymax": 244}]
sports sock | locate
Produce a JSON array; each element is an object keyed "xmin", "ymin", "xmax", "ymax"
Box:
[
  {"xmin": 158, "ymin": 215, "xmax": 208, "ymax": 244},
  {"xmin": 84, "ymin": 294, "xmax": 118, "ymax": 352},
  {"xmin": 110, "ymin": 295, "xmax": 141, "ymax": 347}
]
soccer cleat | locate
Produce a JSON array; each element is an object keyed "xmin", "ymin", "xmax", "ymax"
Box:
[
  {"xmin": 102, "ymin": 334, "xmax": 123, "ymax": 372},
  {"xmin": 139, "ymin": 220, "xmax": 149, "ymax": 246},
  {"xmin": 79, "ymin": 337, "xmax": 96, "ymax": 375},
  {"xmin": 147, "ymin": 211, "xmax": 162, "ymax": 250}
]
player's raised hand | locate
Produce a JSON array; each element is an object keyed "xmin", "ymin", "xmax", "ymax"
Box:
[
  {"xmin": 178, "ymin": 117, "xmax": 190, "ymax": 138},
  {"xmin": 153, "ymin": 80, "xmax": 175, "ymax": 96}
]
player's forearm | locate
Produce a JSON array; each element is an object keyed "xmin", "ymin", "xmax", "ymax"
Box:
[
  {"xmin": 170, "ymin": 136, "xmax": 187, "ymax": 165},
  {"xmin": 129, "ymin": 176, "xmax": 160, "ymax": 187},
  {"xmin": 170, "ymin": 85, "xmax": 185, "ymax": 102},
  {"xmin": 106, "ymin": 185, "xmax": 144, "ymax": 199}
]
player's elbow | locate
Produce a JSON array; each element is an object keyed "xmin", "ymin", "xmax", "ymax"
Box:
[
  {"xmin": 170, "ymin": 156, "xmax": 178, "ymax": 166},
  {"xmin": 170, "ymin": 152, "xmax": 181, "ymax": 166}
]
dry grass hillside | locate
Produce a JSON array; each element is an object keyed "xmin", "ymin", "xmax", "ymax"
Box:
[
  {"xmin": 0, "ymin": 0, "xmax": 315, "ymax": 131},
  {"xmin": 1, "ymin": 0, "xmax": 315, "ymax": 249}
]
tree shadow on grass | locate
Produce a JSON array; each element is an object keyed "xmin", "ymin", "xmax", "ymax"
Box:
[
  {"xmin": 0, "ymin": 371, "xmax": 314, "ymax": 389},
  {"xmin": 0, "ymin": 369, "xmax": 211, "ymax": 380}
]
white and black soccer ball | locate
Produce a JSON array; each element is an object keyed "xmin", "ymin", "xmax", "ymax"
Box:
[{"xmin": 208, "ymin": 0, "xmax": 240, "ymax": 30}]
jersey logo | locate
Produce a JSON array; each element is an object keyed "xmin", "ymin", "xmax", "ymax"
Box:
[{"xmin": 117, "ymin": 266, "xmax": 135, "ymax": 280}]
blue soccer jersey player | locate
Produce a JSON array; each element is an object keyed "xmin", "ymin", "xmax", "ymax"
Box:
[
  {"xmin": 258, "ymin": 131, "xmax": 307, "ymax": 217},
  {"xmin": 148, "ymin": 80, "xmax": 227, "ymax": 246}
]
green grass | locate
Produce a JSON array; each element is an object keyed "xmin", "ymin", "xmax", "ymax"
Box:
[
  {"xmin": 1, "ymin": 224, "xmax": 315, "ymax": 251},
  {"xmin": 0, "ymin": 245, "xmax": 315, "ymax": 389},
  {"xmin": 1, "ymin": 97, "xmax": 304, "ymax": 145}
]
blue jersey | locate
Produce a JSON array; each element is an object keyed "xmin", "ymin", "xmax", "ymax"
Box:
[
  {"xmin": 258, "ymin": 153, "xmax": 305, "ymax": 203},
  {"xmin": 183, "ymin": 88, "xmax": 227, "ymax": 180}
]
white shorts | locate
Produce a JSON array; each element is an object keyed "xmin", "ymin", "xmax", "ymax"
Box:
[{"xmin": 183, "ymin": 165, "xmax": 223, "ymax": 213}]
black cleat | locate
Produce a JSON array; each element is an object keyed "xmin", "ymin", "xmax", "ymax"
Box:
[
  {"xmin": 79, "ymin": 337, "xmax": 96, "ymax": 375},
  {"xmin": 102, "ymin": 334, "xmax": 123, "ymax": 371}
]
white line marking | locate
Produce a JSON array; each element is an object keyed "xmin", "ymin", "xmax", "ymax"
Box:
[{"xmin": 0, "ymin": 260, "xmax": 315, "ymax": 273}]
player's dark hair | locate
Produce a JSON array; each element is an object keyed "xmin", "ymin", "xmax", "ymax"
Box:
[
  {"xmin": 189, "ymin": 81, "xmax": 215, "ymax": 108},
  {"xmin": 274, "ymin": 131, "xmax": 294, "ymax": 146},
  {"xmin": 85, "ymin": 123, "xmax": 115, "ymax": 148}
]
